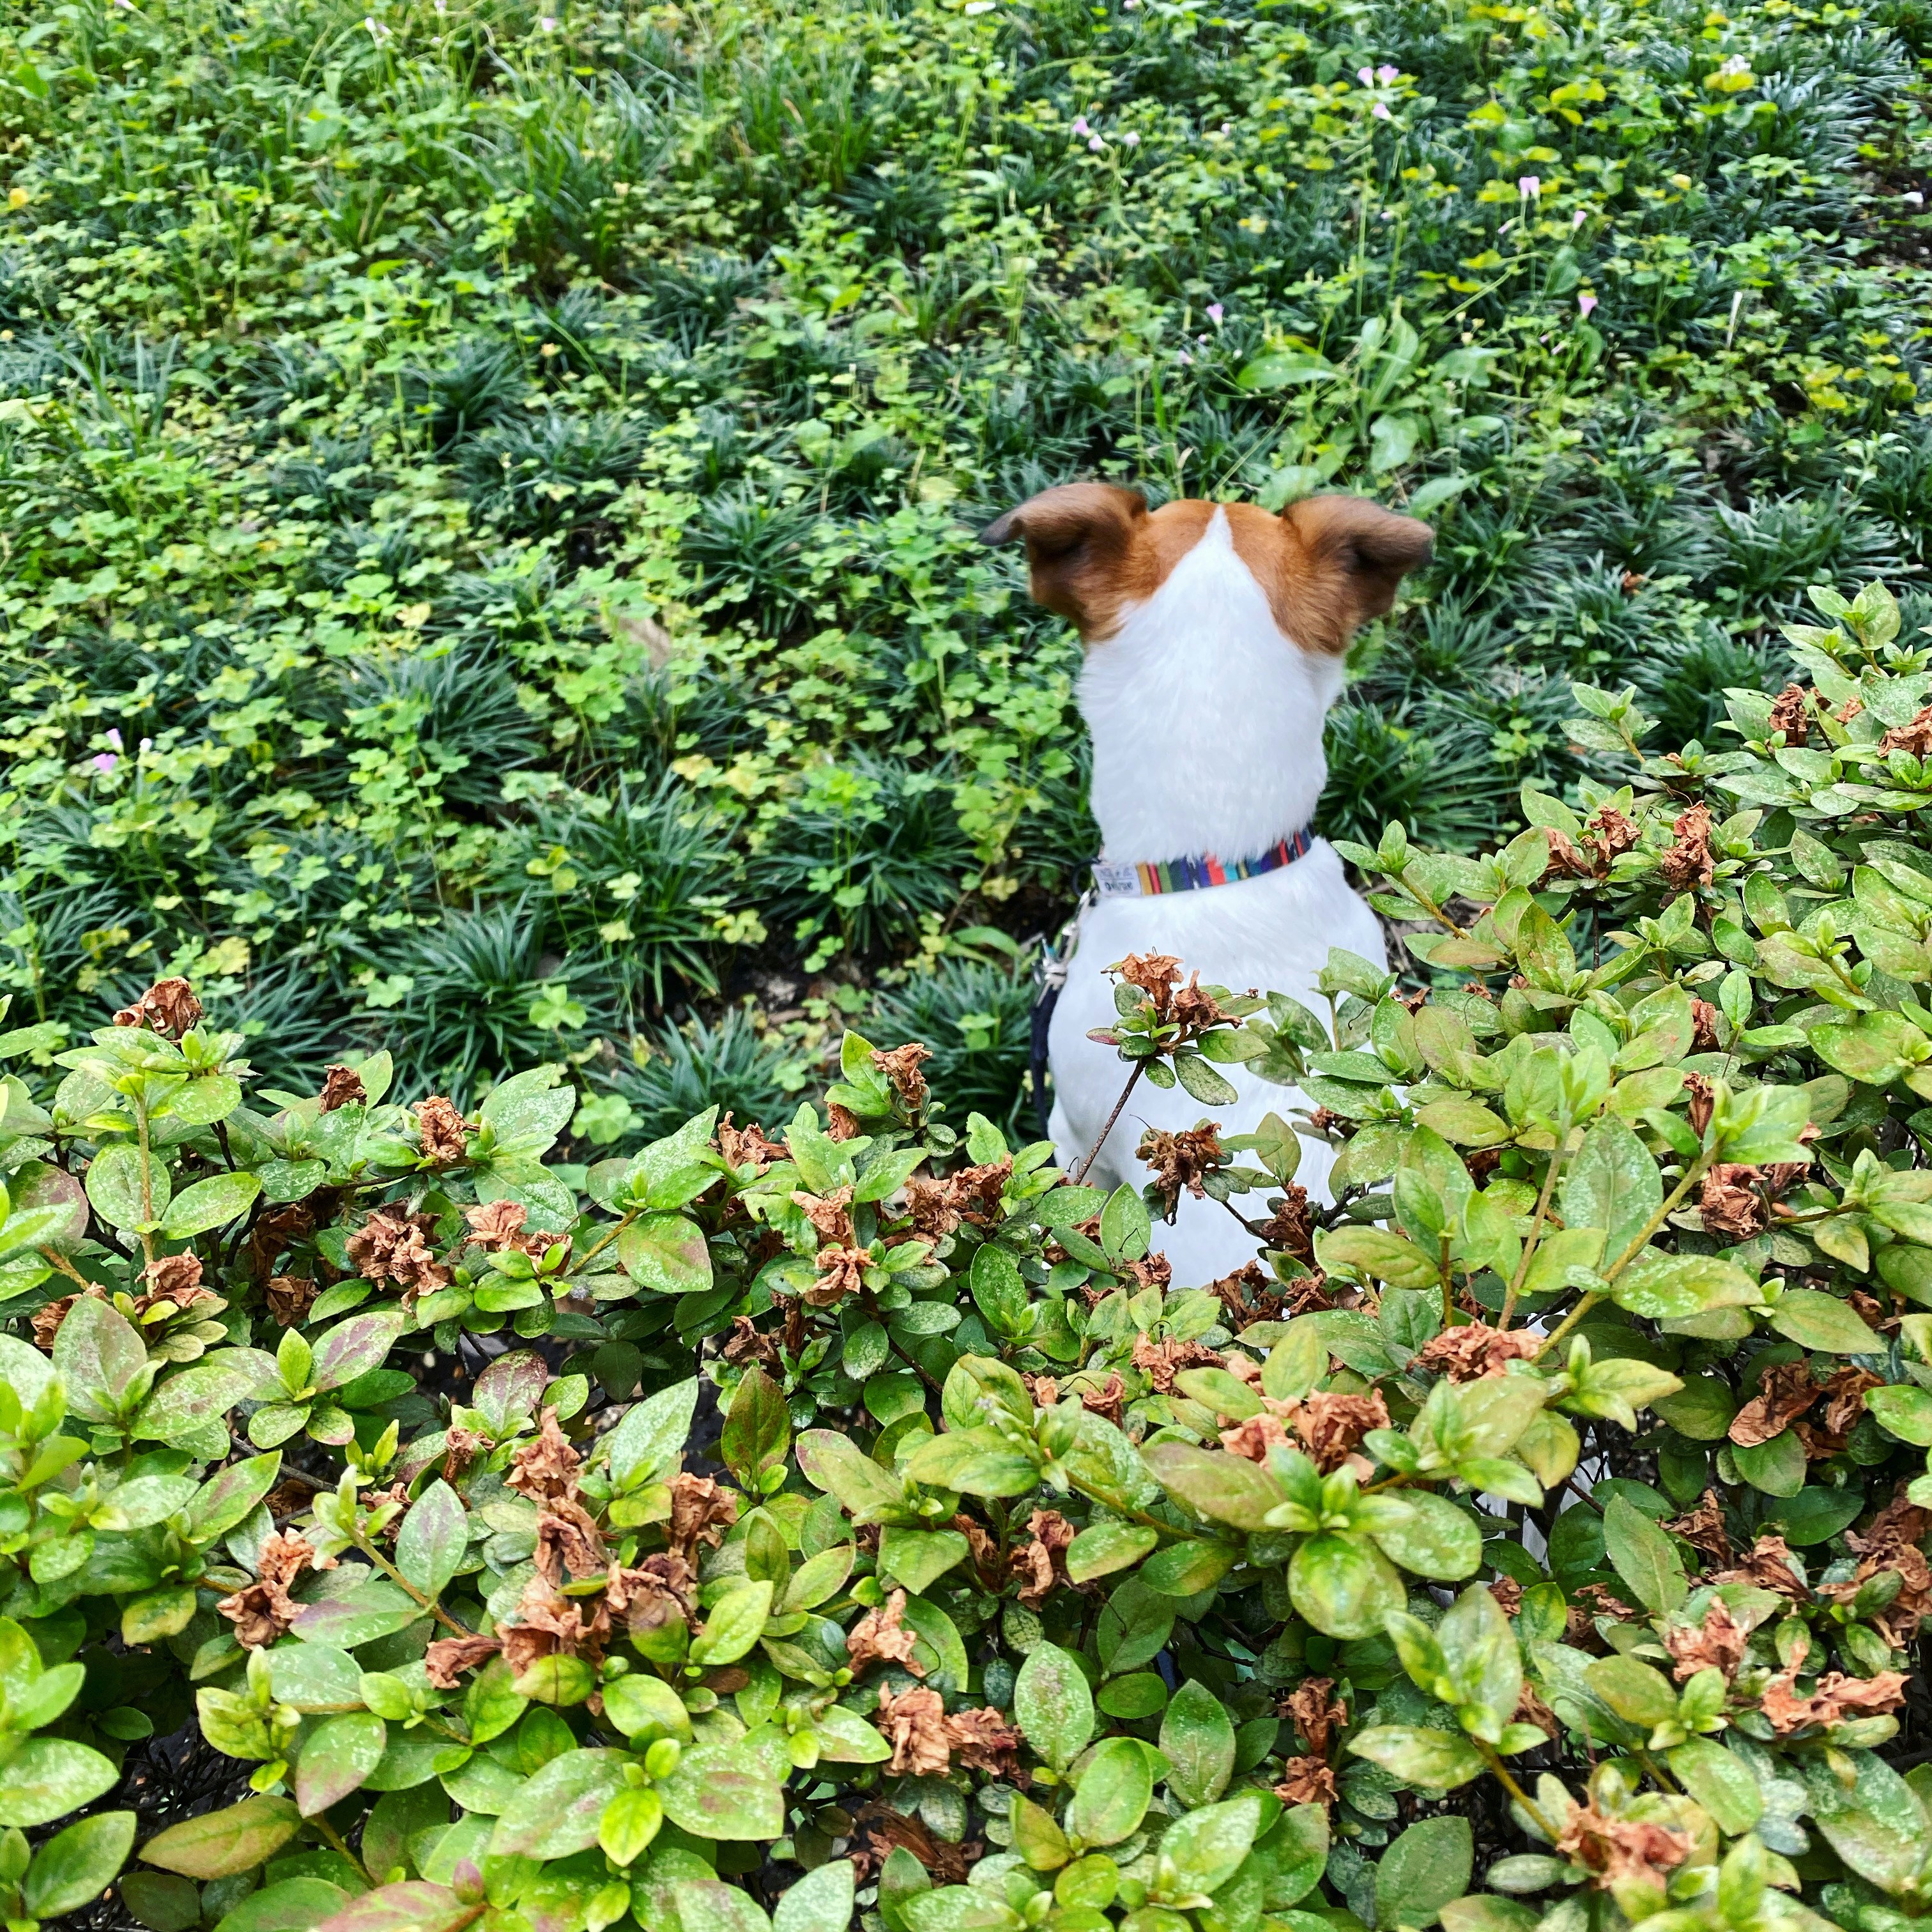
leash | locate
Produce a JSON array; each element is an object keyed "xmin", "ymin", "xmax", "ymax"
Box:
[{"xmin": 1025, "ymin": 826, "xmax": 1315, "ymax": 1138}]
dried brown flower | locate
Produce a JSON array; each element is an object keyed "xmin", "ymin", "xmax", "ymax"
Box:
[
  {"xmin": 807, "ymin": 1244, "xmax": 870, "ymax": 1307},
  {"xmin": 507, "ymin": 1407, "xmax": 584, "ymax": 1505},
  {"xmin": 717, "ymin": 1116, "xmax": 790, "ymax": 1174},
  {"xmin": 1012, "ymin": 1509, "xmax": 1077, "ymax": 1607},
  {"xmin": 1587, "ymin": 806, "xmax": 1640, "ymax": 866},
  {"xmin": 1114, "ymin": 953, "xmax": 1184, "ymax": 1020},
  {"xmin": 441, "ymin": 1424, "xmax": 485, "ymax": 1484},
  {"xmin": 318, "ymin": 1064, "xmax": 367, "ymax": 1112},
  {"xmin": 1761, "ymin": 1634, "xmax": 1907, "ymax": 1733},
  {"xmin": 424, "ymin": 1633, "xmax": 502, "ymax": 1688},
  {"xmin": 667, "ymin": 1473, "xmax": 739, "ymax": 1563},
  {"xmin": 1280, "ymin": 1676, "xmax": 1346, "ymax": 1756},
  {"xmin": 945, "ymin": 1706, "xmax": 1023, "ymax": 1776},
  {"xmin": 217, "ymin": 1533, "xmax": 335, "ymax": 1648},
  {"xmin": 1130, "ymin": 1331, "xmax": 1223, "ymax": 1393},
  {"xmin": 264, "ymin": 1275, "xmax": 318, "ymax": 1328},
  {"xmin": 1881, "ymin": 704, "xmax": 1932, "ymax": 757},
  {"xmin": 605, "ymin": 1553, "xmax": 696, "ymax": 1633},
  {"xmin": 1664, "ymin": 1600, "xmax": 1748, "ymax": 1682},
  {"xmin": 415, "ymin": 1095, "xmax": 469, "ymax": 1165},
  {"xmin": 847, "ymin": 1805, "xmax": 977, "ymax": 1885},
  {"xmin": 1657, "ymin": 804, "xmax": 1717, "ymax": 892},
  {"xmin": 114, "ymin": 977, "xmax": 203, "ymax": 1039},
  {"xmin": 1275, "ymin": 1758, "xmax": 1338, "ymax": 1807},
  {"xmin": 1767, "ymin": 684, "xmax": 1811, "ymax": 747},
  {"xmin": 1713, "ymin": 1533, "xmax": 1809, "ymax": 1602},
  {"xmin": 875, "ymin": 1683, "xmax": 952, "ymax": 1776},
  {"xmin": 1554, "ymin": 1799, "xmax": 1690, "ymax": 1892},
  {"xmin": 793, "ymin": 1184, "xmax": 856, "ymax": 1248},
  {"xmin": 1664, "ymin": 1489, "xmax": 1731, "ymax": 1566},
  {"xmin": 826, "ymin": 1103, "xmax": 862, "ymax": 1141},
  {"xmin": 1137, "ymin": 1124, "xmax": 1226, "ymax": 1216},
  {"xmin": 1683, "ymin": 1071, "xmax": 1715, "ymax": 1138},
  {"xmin": 1255, "ymin": 1186, "xmax": 1316, "ymax": 1264},
  {"xmin": 1729, "ymin": 1361, "xmax": 1819, "ymax": 1448},
  {"xmin": 1220, "ymin": 1411, "xmax": 1292, "ymax": 1463},
  {"xmin": 847, "ymin": 1588, "xmax": 924, "ymax": 1676},
  {"xmin": 1489, "ymin": 1577, "xmax": 1524, "ymax": 1616},
  {"xmin": 1414, "ymin": 1320, "xmax": 1542, "ymax": 1383},
  {"xmin": 1689, "ymin": 999, "xmax": 1721, "ymax": 1053},
  {"xmin": 1209, "ymin": 1260, "xmax": 1290, "ymax": 1326},
  {"xmin": 499, "ymin": 1572, "xmax": 609, "ymax": 1679},
  {"xmin": 345, "ymin": 1207, "xmax": 451, "ymax": 1296},
  {"xmin": 139, "ymin": 1251, "xmax": 204, "ymax": 1303},
  {"xmin": 872, "ymin": 1042, "xmax": 932, "ymax": 1112},
  {"xmin": 1283, "ymin": 1390, "xmax": 1391, "ymax": 1475}
]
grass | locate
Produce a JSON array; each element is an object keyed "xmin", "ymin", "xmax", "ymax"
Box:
[{"xmin": 1, "ymin": 0, "xmax": 1929, "ymax": 1105}]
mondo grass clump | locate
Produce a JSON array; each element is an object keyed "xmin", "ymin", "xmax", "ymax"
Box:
[
  {"xmin": 17, "ymin": 578, "xmax": 1932, "ymax": 1932},
  {"xmin": 4, "ymin": 0, "xmax": 1932, "ymax": 1078}
]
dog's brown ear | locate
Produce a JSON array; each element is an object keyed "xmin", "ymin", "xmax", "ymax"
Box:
[
  {"xmin": 979, "ymin": 482, "xmax": 1149, "ymax": 634},
  {"xmin": 1281, "ymin": 494, "xmax": 1433, "ymax": 630}
]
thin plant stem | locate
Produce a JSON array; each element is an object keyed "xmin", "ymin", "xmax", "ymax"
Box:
[{"xmin": 1072, "ymin": 1063, "xmax": 1145, "ymax": 1186}]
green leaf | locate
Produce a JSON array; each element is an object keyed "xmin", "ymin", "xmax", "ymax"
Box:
[
  {"xmin": 1667, "ymin": 1738, "xmax": 1763, "ymax": 1834},
  {"xmin": 21, "ymin": 1809, "xmax": 135, "ymax": 1918},
  {"xmin": 878, "ymin": 1527, "xmax": 969, "ymax": 1595},
  {"xmin": 84, "ymin": 1142, "xmax": 169, "ymax": 1232},
  {"xmin": 307, "ymin": 1880, "xmax": 485, "ymax": 1932},
  {"xmin": 1288, "ymin": 1533, "xmax": 1404, "ymax": 1639},
  {"xmin": 677, "ymin": 1879, "xmax": 773, "ymax": 1932},
  {"xmin": 1143, "ymin": 1442, "xmax": 1285, "ymax": 1530},
  {"xmin": 1065, "ymin": 1523, "xmax": 1158, "ymax": 1584},
  {"xmin": 1733, "ymin": 1429, "xmax": 1807, "ymax": 1497},
  {"xmin": 1159, "ymin": 1679, "xmax": 1236, "ymax": 1807},
  {"xmin": 161, "ymin": 1170, "xmax": 262, "ymax": 1238},
  {"xmin": 618, "ymin": 1213, "xmax": 714, "ymax": 1294},
  {"xmin": 1066, "ymin": 1737, "xmax": 1153, "ymax": 1847},
  {"xmin": 1376, "ymin": 1816, "xmax": 1473, "ymax": 1931},
  {"xmin": 605, "ymin": 1377, "xmax": 699, "ymax": 1486},
  {"xmin": 1140, "ymin": 1540, "xmax": 1236, "ymax": 1596},
  {"xmin": 1100, "ymin": 1184, "xmax": 1151, "ymax": 1263},
  {"xmin": 1174, "ymin": 1052, "xmax": 1239, "ymax": 1105},
  {"xmin": 393, "ymin": 1480, "xmax": 466, "ymax": 1601},
  {"xmin": 1347, "ymin": 1726, "xmax": 1485, "ymax": 1790},
  {"xmin": 1014, "ymin": 1641, "xmax": 1094, "ymax": 1772},
  {"xmin": 140, "ymin": 1796, "xmax": 302, "ymax": 1878},
  {"xmin": 1369, "ymin": 1491, "xmax": 1482, "ymax": 1582},
  {"xmin": 310, "ymin": 1310, "xmax": 405, "ymax": 1393},
  {"xmin": 0, "ymin": 1736, "xmax": 120, "ymax": 1828},
  {"xmin": 774, "ymin": 1858, "xmax": 857, "ymax": 1932},
  {"xmin": 53, "ymin": 1293, "xmax": 149, "ymax": 1417},
  {"xmin": 1162, "ymin": 1798, "xmax": 1259, "ymax": 1896},
  {"xmin": 783, "ymin": 1542, "xmax": 854, "ymax": 1612},
  {"xmin": 1602, "ymin": 1496, "xmax": 1687, "ymax": 1614},
  {"xmin": 1611, "ymin": 1253, "xmax": 1763, "ymax": 1322},
  {"xmin": 214, "ymin": 1878, "xmax": 354, "ymax": 1932},
  {"xmin": 1558, "ymin": 1118, "xmax": 1662, "ymax": 1263},
  {"xmin": 296, "ymin": 1712, "xmax": 387, "ymax": 1816},
  {"xmin": 1585, "ymin": 1655, "xmax": 1678, "ymax": 1728},
  {"xmin": 721, "ymin": 1366, "xmax": 791, "ymax": 1483},
  {"xmin": 489, "ymin": 1747, "xmax": 631, "ymax": 1859},
  {"xmin": 1768, "ymin": 1289, "xmax": 1882, "ymax": 1353},
  {"xmin": 970, "ymin": 1243, "xmax": 1029, "ymax": 1335},
  {"xmin": 657, "ymin": 1742, "xmax": 787, "ymax": 1839},
  {"xmin": 1867, "ymin": 1383, "xmax": 1932, "ymax": 1445},
  {"xmin": 690, "ymin": 1580, "xmax": 774, "ymax": 1666}
]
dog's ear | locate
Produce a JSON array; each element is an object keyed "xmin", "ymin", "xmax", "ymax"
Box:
[
  {"xmin": 1281, "ymin": 494, "xmax": 1433, "ymax": 631},
  {"xmin": 979, "ymin": 482, "xmax": 1149, "ymax": 634}
]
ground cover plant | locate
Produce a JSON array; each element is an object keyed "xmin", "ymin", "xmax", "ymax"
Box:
[
  {"xmin": 12, "ymin": 574, "xmax": 1932, "ymax": 1932},
  {"xmin": 4, "ymin": 0, "xmax": 1932, "ymax": 1124}
]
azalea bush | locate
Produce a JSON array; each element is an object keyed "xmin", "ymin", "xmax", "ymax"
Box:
[{"xmin": 19, "ymin": 576, "xmax": 1932, "ymax": 1932}]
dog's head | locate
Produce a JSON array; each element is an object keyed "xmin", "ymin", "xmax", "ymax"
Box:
[{"xmin": 979, "ymin": 483, "xmax": 1432, "ymax": 653}]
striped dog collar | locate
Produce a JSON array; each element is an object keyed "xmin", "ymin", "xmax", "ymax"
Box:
[{"xmin": 1091, "ymin": 827, "xmax": 1313, "ymax": 900}]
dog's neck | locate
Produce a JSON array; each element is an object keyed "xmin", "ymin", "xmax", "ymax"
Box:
[{"xmin": 1078, "ymin": 509, "xmax": 1346, "ymax": 866}]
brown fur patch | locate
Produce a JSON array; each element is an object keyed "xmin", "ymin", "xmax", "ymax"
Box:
[{"xmin": 981, "ymin": 486, "xmax": 1431, "ymax": 652}]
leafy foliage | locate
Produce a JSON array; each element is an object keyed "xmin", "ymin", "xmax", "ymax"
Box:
[
  {"xmin": 17, "ymin": 576, "xmax": 1932, "ymax": 1932},
  {"xmin": 3, "ymin": 0, "xmax": 1930, "ymax": 1087}
]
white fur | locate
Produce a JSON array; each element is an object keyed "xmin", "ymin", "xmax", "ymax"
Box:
[{"xmin": 1046, "ymin": 509, "xmax": 1384, "ymax": 1287}]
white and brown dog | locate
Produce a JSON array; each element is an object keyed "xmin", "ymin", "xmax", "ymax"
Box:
[{"xmin": 982, "ymin": 484, "xmax": 1432, "ymax": 1286}]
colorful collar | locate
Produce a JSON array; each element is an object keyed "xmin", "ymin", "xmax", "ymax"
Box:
[{"xmin": 1091, "ymin": 827, "xmax": 1314, "ymax": 900}]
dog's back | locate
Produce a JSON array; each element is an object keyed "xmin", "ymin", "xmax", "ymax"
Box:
[{"xmin": 982, "ymin": 480, "xmax": 1431, "ymax": 1291}]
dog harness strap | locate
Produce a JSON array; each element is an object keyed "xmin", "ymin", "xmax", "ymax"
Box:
[{"xmin": 1090, "ymin": 827, "xmax": 1313, "ymax": 900}]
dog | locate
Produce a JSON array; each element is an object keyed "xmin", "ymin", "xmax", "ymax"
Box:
[{"xmin": 981, "ymin": 483, "xmax": 1432, "ymax": 1287}]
